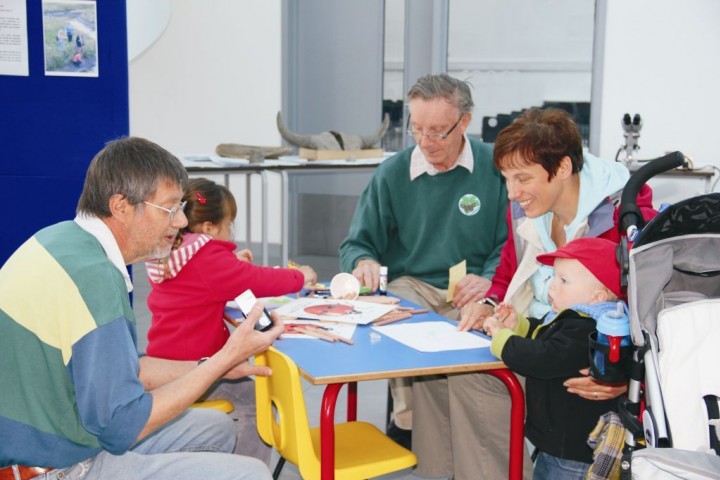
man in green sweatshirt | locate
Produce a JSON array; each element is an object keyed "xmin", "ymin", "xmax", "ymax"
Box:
[{"xmin": 339, "ymin": 73, "xmax": 508, "ymax": 449}]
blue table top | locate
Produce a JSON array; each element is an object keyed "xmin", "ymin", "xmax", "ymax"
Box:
[{"xmin": 234, "ymin": 297, "xmax": 504, "ymax": 385}]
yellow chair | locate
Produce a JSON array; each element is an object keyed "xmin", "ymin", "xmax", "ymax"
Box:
[
  {"xmin": 191, "ymin": 398, "xmax": 235, "ymax": 413},
  {"xmin": 255, "ymin": 347, "xmax": 417, "ymax": 480}
]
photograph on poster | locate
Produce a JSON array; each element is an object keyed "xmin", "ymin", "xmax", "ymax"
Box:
[{"xmin": 42, "ymin": 0, "xmax": 97, "ymax": 77}]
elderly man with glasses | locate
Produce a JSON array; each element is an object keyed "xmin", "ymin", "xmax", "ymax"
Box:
[
  {"xmin": 0, "ymin": 137, "xmax": 280, "ymax": 480},
  {"xmin": 339, "ymin": 73, "xmax": 509, "ymax": 455}
]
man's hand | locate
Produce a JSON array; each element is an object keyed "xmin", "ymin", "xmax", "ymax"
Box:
[
  {"xmin": 223, "ymin": 359, "xmax": 272, "ymax": 380},
  {"xmin": 452, "ymin": 274, "xmax": 491, "ymax": 309},
  {"xmin": 217, "ymin": 305, "xmax": 283, "ymax": 377},
  {"xmin": 137, "ymin": 307, "xmax": 282, "ymax": 441},
  {"xmin": 352, "ymin": 258, "xmax": 381, "ymax": 292},
  {"xmin": 563, "ymin": 368, "xmax": 628, "ymax": 401},
  {"xmin": 457, "ymin": 301, "xmax": 494, "ymax": 332}
]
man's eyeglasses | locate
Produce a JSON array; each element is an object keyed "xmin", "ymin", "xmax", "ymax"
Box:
[
  {"xmin": 406, "ymin": 115, "xmax": 464, "ymax": 141},
  {"xmin": 143, "ymin": 200, "xmax": 187, "ymax": 222}
]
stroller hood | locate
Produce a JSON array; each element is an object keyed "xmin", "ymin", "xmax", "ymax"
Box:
[{"xmin": 627, "ymin": 193, "xmax": 720, "ymax": 347}]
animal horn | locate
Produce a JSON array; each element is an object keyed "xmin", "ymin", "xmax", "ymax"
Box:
[
  {"xmin": 276, "ymin": 112, "xmax": 316, "ymax": 149},
  {"xmin": 359, "ymin": 113, "xmax": 390, "ymax": 149}
]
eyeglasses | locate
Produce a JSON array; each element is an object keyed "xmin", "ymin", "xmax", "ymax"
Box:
[
  {"xmin": 143, "ymin": 200, "xmax": 187, "ymax": 222},
  {"xmin": 406, "ymin": 114, "xmax": 464, "ymax": 141}
]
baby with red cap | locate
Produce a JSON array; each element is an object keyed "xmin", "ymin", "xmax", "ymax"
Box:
[{"xmin": 483, "ymin": 237, "xmax": 626, "ymax": 479}]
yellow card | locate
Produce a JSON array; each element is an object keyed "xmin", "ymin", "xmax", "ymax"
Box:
[{"xmin": 447, "ymin": 259, "xmax": 467, "ymax": 302}]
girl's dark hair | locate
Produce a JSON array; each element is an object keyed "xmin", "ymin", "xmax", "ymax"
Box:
[
  {"xmin": 493, "ymin": 107, "xmax": 584, "ymax": 179},
  {"xmin": 182, "ymin": 177, "xmax": 237, "ymax": 233},
  {"xmin": 166, "ymin": 178, "xmax": 237, "ymax": 254}
]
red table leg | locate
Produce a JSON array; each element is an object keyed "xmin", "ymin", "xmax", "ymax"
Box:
[
  {"xmin": 320, "ymin": 382, "xmax": 358, "ymax": 479},
  {"xmin": 320, "ymin": 383, "xmax": 343, "ymax": 480},
  {"xmin": 347, "ymin": 381, "xmax": 357, "ymax": 421},
  {"xmin": 485, "ymin": 369, "xmax": 525, "ymax": 480}
]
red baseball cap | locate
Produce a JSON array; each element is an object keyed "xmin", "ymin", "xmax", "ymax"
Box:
[{"xmin": 536, "ymin": 237, "xmax": 624, "ymax": 300}]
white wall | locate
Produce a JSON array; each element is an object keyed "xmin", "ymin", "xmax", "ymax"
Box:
[
  {"xmin": 128, "ymin": 1, "xmax": 283, "ymax": 247},
  {"xmin": 126, "ymin": 0, "xmax": 171, "ymax": 62},
  {"xmin": 383, "ymin": 0, "xmax": 594, "ymax": 138},
  {"xmin": 127, "ymin": 0, "xmax": 719, "ymax": 247},
  {"xmin": 595, "ymin": 0, "xmax": 720, "ymax": 203},
  {"xmin": 447, "ymin": 0, "xmax": 594, "ymax": 137},
  {"xmin": 128, "ymin": 0, "xmax": 282, "ymax": 156}
]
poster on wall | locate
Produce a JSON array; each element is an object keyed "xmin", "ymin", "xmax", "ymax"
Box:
[
  {"xmin": 42, "ymin": 0, "xmax": 98, "ymax": 77},
  {"xmin": 0, "ymin": 0, "xmax": 29, "ymax": 76}
]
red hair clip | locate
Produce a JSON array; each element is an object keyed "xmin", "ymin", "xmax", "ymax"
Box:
[{"xmin": 195, "ymin": 192, "xmax": 207, "ymax": 205}]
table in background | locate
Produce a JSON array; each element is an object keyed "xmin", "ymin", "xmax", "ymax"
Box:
[
  {"xmin": 628, "ymin": 164, "xmax": 716, "ymax": 193},
  {"xmin": 626, "ymin": 163, "xmax": 717, "ymax": 207},
  {"xmin": 269, "ymin": 299, "xmax": 525, "ymax": 480},
  {"xmin": 185, "ymin": 156, "xmax": 385, "ymax": 268}
]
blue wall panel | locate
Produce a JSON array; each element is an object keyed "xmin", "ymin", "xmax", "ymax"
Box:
[{"xmin": 0, "ymin": 0, "xmax": 128, "ymax": 263}]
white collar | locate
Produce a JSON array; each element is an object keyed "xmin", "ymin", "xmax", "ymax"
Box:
[
  {"xmin": 74, "ymin": 213, "xmax": 133, "ymax": 293},
  {"xmin": 409, "ymin": 134, "xmax": 474, "ymax": 180}
]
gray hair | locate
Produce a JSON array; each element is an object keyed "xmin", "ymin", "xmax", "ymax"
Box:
[
  {"xmin": 406, "ymin": 73, "xmax": 474, "ymax": 115},
  {"xmin": 77, "ymin": 136, "xmax": 188, "ymax": 217}
]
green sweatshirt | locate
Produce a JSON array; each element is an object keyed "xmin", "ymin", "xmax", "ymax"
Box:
[{"xmin": 339, "ymin": 139, "xmax": 508, "ymax": 289}]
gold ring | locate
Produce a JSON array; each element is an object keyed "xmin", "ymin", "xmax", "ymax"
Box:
[{"xmin": 594, "ymin": 391, "xmax": 598, "ymax": 399}]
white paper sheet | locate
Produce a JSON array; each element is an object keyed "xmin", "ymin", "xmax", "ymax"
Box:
[{"xmin": 373, "ymin": 321, "xmax": 491, "ymax": 352}]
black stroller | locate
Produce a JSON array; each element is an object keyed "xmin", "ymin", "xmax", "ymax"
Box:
[{"xmin": 613, "ymin": 152, "xmax": 720, "ymax": 478}]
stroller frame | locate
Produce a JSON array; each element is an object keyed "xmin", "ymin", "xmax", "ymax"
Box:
[{"xmin": 616, "ymin": 152, "xmax": 720, "ymax": 477}]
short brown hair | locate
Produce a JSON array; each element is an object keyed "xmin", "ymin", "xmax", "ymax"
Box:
[
  {"xmin": 77, "ymin": 136, "xmax": 187, "ymax": 217},
  {"xmin": 493, "ymin": 108, "xmax": 583, "ymax": 179}
]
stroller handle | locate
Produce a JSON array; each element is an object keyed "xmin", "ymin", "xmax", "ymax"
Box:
[{"xmin": 619, "ymin": 151, "xmax": 685, "ymax": 235}]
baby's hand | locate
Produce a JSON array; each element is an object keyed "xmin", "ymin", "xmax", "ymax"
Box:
[
  {"xmin": 493, "ymin": 302, "xmax": 512, "ymax": 318},
  {"xmin": 483, "ymin": 316, "xmax": 503, "ymax": 337},
  {"xmin": 493, "ymin": 302, "xmax": 517, "ymax": 330}
]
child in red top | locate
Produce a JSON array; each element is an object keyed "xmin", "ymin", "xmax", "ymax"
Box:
[{"xmin": 145, "ymin": 177, "xmax": 316, "ymax": 462}]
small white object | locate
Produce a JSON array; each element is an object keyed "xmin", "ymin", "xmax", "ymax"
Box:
[
  {"xmin": 369, "ymin": 331, "xmax": 381, "ymax": 343},
  {"xmin": 379, "ymin": 266, "xmax": 388, "ymax": 295},
  {"xmin": 235, "ymin": 289, "xmax": 272, "ymax": 330},
  {"xmin": 330, "ymin": 272, "xmax": 360, "ymax": 300}
]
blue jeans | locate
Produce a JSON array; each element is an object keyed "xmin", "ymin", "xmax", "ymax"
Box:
[
  {"xmin": 533, "ymin": 451, "xmax": 589, "ymax": 480},
  {"xmin": 204, "ymin": 378, "xmax": 271, "ymax": 464},
  {"xmin": 39, "ymin": 409, "xmax": 271, "ymax": 480}
]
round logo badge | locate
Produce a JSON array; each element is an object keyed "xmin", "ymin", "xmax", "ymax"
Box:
[{"xmin": 458, "ymin": 194, "xmax": 481, "ymax": 216}]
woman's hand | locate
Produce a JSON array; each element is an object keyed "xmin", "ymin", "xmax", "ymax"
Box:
[
  {"xmin": 563, "ymin": 368, "xmax": 628, "ymax": 401},
  {"xmin": 457, "ymin": 302, "xmax": 494, "ymax": 332}
]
